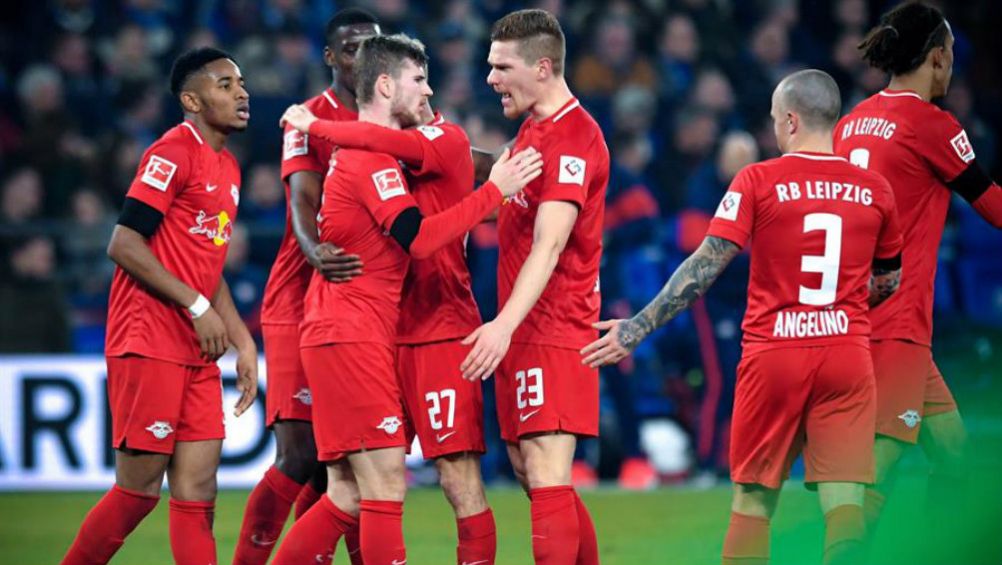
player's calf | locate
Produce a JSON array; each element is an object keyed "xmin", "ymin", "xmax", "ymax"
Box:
[{"xmin": 437, "ymin": 452, "xmax": 490, "ymax": 517}]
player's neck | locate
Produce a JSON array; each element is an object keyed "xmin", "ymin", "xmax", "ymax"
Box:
[
  {"xmin": 887, "ymin": 73, "xmax": 933, "ymax": 102},
  {"xmin": 784, "ymin": 132, "xmax": 833, "ymax": 155},
  {"xmin": 331, "ymin": 81, "xmax": 359, "ymax": 113},
  {"xmin": 529, "ymin": 78, "xmax": 574, "ymax": 122},
  {"xmin": 358, "ymin": 107, "xmax": 399, "ymax": 130},
  {"xmin": 185, "ymin": 115, "xmax": 226, "ymax": 151}
]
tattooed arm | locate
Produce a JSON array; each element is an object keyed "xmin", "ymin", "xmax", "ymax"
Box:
[
  {"xmin": 581, "ymin": 236, "xmax": 741, "ymax": 367},
  {"xmin": 868, "ymin": 266, "xmax": 901, "ymax": 307}
]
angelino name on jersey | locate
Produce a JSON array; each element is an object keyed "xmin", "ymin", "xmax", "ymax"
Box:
[{"xmin": 773, "ymin": 308, "xmax": 850, "ymax": 339}]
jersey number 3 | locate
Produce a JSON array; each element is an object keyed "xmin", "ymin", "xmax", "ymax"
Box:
[{"xmin": 799, "ymin": 213, "xmax": 843, "ymax": 306}]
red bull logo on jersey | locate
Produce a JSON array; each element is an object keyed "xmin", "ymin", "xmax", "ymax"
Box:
[{"xmin": 189, "ymin": 210, "xmax": 233, "ymax": 247}]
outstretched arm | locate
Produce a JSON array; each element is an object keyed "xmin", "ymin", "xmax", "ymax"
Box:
[{"xmin": 581, "ymin": 236, "xmax": 741, "ymax": 367}]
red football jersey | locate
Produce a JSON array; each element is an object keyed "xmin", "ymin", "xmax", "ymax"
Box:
[
  {"xmin": 260, "ymin": 89, "xmax": 358, "ymax": 325},
  {"xmin": 497, "ymin": 98, "xmax": 609, "ymax": 349},
  {"xmin": 106, "ymin": 121, "xmax": 242, "ymax": 366},
  {"xmin": 396, "ymin": 114, "xmax": 483, "ymax": 344},
  {"xmin": 834, "ymin": 89, "xmax": 974, "ymax": 346},
  {"xmin": 706, "ymin": 152, "xmax": 903, "ymax": 353},
  {"xmin": 300, "ymin": 149, "xmax": 417, "ymax": 348}
]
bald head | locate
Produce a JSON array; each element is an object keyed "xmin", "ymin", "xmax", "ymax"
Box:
[{"xmin": 773, "ymin": 69, "xmax": 841, "ymax": 132}]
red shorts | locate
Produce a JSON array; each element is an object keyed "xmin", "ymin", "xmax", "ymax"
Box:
[
  {"xmin": 397, "ymin": 340, "xmax": 485, "ymax": 459},
  {"xmin": 495, "ymin": 343, "xmax": 599, "ymax": 443},
  {"xmin": 301, "ymin": 343, "xmax": 407, "ymax": 461},
  {"xmin": 106, "ymin": 355, "xmax": 225, "ymax": 454},
  {"xmin": 263, "ymin": 323, "xmax": 312, "ymax": 426},
  {"xmin": 730, "ymin": 344, "xmax": 876, "ymax": 489},
  {"xmin": 871, "ymin": 339, "xmax": 958, "ymax": 444}
]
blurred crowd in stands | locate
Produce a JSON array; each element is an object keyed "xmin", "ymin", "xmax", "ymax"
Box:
[{"xmin": 2, "ymin": 0, "xmax": 1001, "ymax": 485}]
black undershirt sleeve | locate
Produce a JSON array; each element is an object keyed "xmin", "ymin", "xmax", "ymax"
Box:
[
  {"xmin": 388, "ymin": 206, "xmax": 423, "ymax": 253},
  {"xmin": 873, "ymin": 253, "xmax": 902, "ymax": 272},
  {"xmin": 947, "ymin": 159, "xmax": 993, "ymax": 203},
  {"xmin": 117, "ymin": 197, "xmax": 165, "ymax": 239}
]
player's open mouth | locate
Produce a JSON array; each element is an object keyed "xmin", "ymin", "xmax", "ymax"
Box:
[
  {"xmin": 236, "ymin": 105, "xmax": 250, "ymax": 120},
  {"xmin": 500, "ymin": 93, "xmax": 512, "ymax": 106}
]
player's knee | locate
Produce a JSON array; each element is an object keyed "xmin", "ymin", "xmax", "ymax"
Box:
[
  {"xmin": 328, "ymin": 481, "xmax": 361, "ymax": 515},
  {"xmin": 274, "ymin": 448, "xmax": 318, "ymax": 484},
  {"xmin": 438, "ymin": 457, "xmax": 486, "ymax": 514},
  {"xmin": 731, "ymin": 484, "xmax": 778, "ymax": 519},
  {"xmin": 170, "ymin": 473, "xmax": 218, "ymax": 502}
]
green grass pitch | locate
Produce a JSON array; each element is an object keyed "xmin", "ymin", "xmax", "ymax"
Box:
[{"xmin": 2, "ymin": 473, "xmax": 1000, "ymax": 564}]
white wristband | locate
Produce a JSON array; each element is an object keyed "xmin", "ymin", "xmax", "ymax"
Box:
[{"xmin": 187, "ymin": 294, "xmax": 211, "ymax": 319}]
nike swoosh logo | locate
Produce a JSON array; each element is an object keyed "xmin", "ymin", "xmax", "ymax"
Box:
[
  {"xmin": 206, "ymin": 183, "xmax": 218, "ymax": 192},
  {"xmin": 519, "ymin": 409, "xmax": 541, "ymax": 422},
  {"xmin": 391, "ymin": 560, "xmax": 407, "ymax": 565},
  {"xmin": 462, "ymin": 561, "xmax": 489, "ymax": 565},
  {"xmin": 436, "ymin": 431, "xmax": 457, "ymax": 443},
  {"xmin": 251, "ymin": 534, "xmax": 277, "ymax": 546}
]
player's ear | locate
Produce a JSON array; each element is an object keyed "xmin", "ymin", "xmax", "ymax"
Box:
[
  {"xmin": 376, "ymin": 73, "xmax": 393, "ymax": 100},
  {"xmin": 323, "ymin": 45, "xmax": 335, "ymax": 67},
  {"xmin": 536, "ymin": 57, "xmax": 552, "ymax": 80},
  {"xmin": 179, "ymin": 90, "xmax": 201, "ymax": 114}
]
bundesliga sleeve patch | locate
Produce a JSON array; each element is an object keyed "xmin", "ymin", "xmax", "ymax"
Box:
[
  {"xmin": 417, "ymin": 125, "xmax": 444, "ymax": 141},
  {"xmin": 283, "ymin": 130, "xmax": 309, "ymax": 160},
  {"xmin": 141, "ymin": 155, "xmax": 177, "ymax": 192},
  {"xmin": 714, "ymin": 191, "xmax": 742, "ymax": 221},
  {"xmin": 372, "ymin": 168, "xmax": 406, "ymax": 201},
  {"xmin": 558, "ymin": 155, "xmax": 586, "ymax": 186},
  {"xmin": 950, "ymin": 130, "xmax": 976, "ymax": 164}
]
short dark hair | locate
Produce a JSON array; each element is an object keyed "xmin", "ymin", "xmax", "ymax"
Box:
[
  {"xmin": 859, "ymin": 1, "xmax": 949, "ymax": 76},
  {"xmin": 325, "ymin": 7, "xmax": 379, "ymax": 46},
  {"xmin": 355, "ymin": 34, "xmax": 428, "ymax": 105},
  {"xmin": 169, "ymin": 47, "xmax": 234, "ymax": 97},
  {"xmin": 776, "ymin": 69, "xmax": 842, "ymax": 131},
  {"xmin": 490, "ymin": 9, "xmax": 565, "ymax": 75}
]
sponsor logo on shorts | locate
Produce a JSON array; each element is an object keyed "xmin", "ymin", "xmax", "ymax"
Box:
[
  {"xmin": 519, "ymin": 409, "xmax": 541, "ymax": 423},
  {"xmin": 293, "ymin": 388, "xmax": 312, "ymax": 406},
  {"xmin": 898, "ymin": 409, "xmax": 921, "ymax": 429},
  {"xmin": 145, "ymin": 420, "xmax": 174, "ymax": 440},
  {"xmin": 435, "ymin": 431, "xmax": 457, "ymax": 443},
  {"xmin": 377, "ymin": 416, "xmax": 402, "ymax": 435}
]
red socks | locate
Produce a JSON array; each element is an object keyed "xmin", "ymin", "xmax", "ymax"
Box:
[
  {"xmin": 233, "ymin": 466, "xmax": 303, "ymax": 565},
  {"xmin": 457, "ymin": 508, "xmax": 497, "ymax": 564},
  {"xmin": 721, "ymin": 511, "xmax": 770, "ymax": 565},
  {"xmin": 169, "ymin": 499, "xmax": 216, "ymax": 565},
  {"xmin": 529, "ymin": 486, "xmax": 580, "ymax": 565},
  {"xmin": 573, "ymin": 491, "xmax": 599, "ymax": 565},
  {"xmin": 60, "ymin": 485, "xmax": 159, "ymax": 565},
  {"xmin": 272, "ymin": 495, "xmax": 357, "ymax": 565},
  {"xmin": 823, "ymin": 505, "xmax": 865, "ymax": 565},
  {"xmin": 295, "ymin": 481, "xmax": 324, "ymax": 520},
  {"xmin": 360, "ymin": 499, "xmax": 406, "ymax": 564},
  {"xmin": 344, "ymin": 525, "xmax": 364, "ymax": 565}
]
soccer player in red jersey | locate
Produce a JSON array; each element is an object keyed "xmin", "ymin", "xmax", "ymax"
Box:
[
  {"xmin": 834, "ymin": 2, "xmax": 1002, "ymax": 557},
  {"xmin": 59, "ymin": 48, "xmax": 257, "ymax": 565},
  {"xmin": 583, "ymin": 70, "xmax": 904, "ymax": 565},
  {"xmin": 297, "ymin": 106, "xmax": 500, "ymax": 563},
  {"xmin": 269, "ymin": 34, "xmax": 541, "ymax": 565},
  {"xmin": 232, "ymin": 9, "xmax": 378, "ymax": 565},
  {"xmin": 461, "ymin": 9, "xmax": 610, "ymax": 565}
]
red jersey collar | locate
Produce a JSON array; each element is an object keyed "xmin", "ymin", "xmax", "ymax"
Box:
[
  {"xmin": 539, "ymin": 97, "xmax": 580, "ymax": 124},
  {"xmin": 181, "ymin": 120, "xmax": 204, "ymax": 145},
  {"xmin": 430, "ymin": 112, "xmax": 446, "ymax": 126},
  {"xmin": 783, "ymin": 151, "xmax": 847, "ymax": 162},
  {"xmin": 322, "ymin": 88, "xmax": 343, "ymax": 109},
  {"xmin": 878, "ymin": 89, "xmax": 923, "ymax": 100}
]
